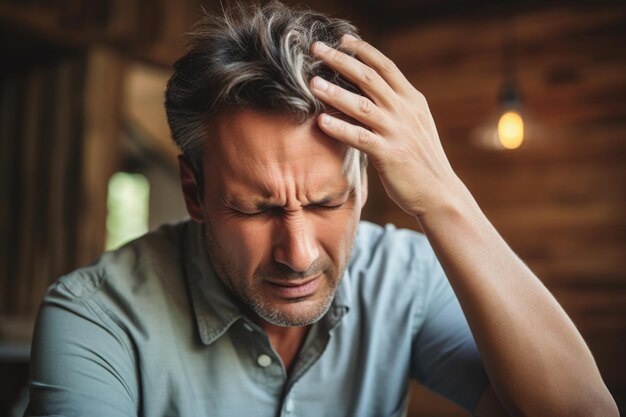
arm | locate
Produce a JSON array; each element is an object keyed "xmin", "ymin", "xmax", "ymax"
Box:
[
  {"xmin": 309, "ymin": 36, "xmax": 618, "ymax": 417},
  {"xmin": 26, "ymin": 280, "xmax": 138, "ymax": 417},
  {"xmin": 475, "ymin": 385, "xmax": 511, "ymax": 417}
]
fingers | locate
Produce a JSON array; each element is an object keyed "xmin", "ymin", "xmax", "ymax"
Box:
[
  {"xmin": 316, "ymin": 113, "xmax": 383, "ymax": 158},
  {"xmin": 310, "ymin": 76, "xmax": 390, "ymax": 135},
  {"xmin": 309, "ymin": 37, "xmax": 416, "ymax": 162},
  {"xmin": 311, "ymin": 41, "xmax": 396, "ymax": 109},
  {"xmin": 339, "ymin": 35, "xmax": 414, "ymax": 95}
]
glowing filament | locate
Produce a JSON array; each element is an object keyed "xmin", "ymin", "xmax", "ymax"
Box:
[{"xmin": 497, "ymin": 111, "xmax": 524, "ymax": 149}]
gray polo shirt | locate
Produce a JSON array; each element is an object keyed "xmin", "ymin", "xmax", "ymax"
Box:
[{"xmin": 26, "ymin": 220, "xmax": 489, "ymax": 417}]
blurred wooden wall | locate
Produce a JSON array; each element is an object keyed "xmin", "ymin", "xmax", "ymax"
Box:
[
  {"xmin": 0, "ymin": 0, "xmax": 191, "ymax": 318},
  {"xmin": 0, "ymin": 47, "xmax": 125, "ymax": 318}
]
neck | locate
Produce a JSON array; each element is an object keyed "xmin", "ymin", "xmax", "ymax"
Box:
[{"xmin": 252, "ymin": 316, "xmax": 310, "ymax": 374}]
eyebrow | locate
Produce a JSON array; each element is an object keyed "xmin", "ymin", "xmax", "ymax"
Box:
[{"xmin": 226, "ymin": 187, "xmax": 354, "ymax": 211}]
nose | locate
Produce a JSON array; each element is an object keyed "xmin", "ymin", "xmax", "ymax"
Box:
[{"xmin": 273, "ymin": 213, "xmax": 320, "ymax": 272}]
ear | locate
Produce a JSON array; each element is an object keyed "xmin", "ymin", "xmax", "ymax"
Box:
[
  {"xmin": 178, "ymin": 155, "xmax": 205, "ymax": 223},
  {"xmin": 360, "ymin": 167, "xmax": 368, "ymax": 209}
]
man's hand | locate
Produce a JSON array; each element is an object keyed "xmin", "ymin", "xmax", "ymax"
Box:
[{"xmin": 310, "ymin": 35, "xmax": 464, "ymax": 218}]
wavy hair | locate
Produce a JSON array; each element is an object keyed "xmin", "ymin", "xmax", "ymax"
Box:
[{"xmin": 164, "ymin": 1, "xmax": 362, "ymax": 178}]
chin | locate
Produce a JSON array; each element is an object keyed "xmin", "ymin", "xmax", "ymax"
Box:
[{"xmin": 254, "ymin": 298, "xmax": 333, "ymax": 327}]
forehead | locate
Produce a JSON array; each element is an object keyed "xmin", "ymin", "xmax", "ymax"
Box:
[{"xmin": 204, "ymin": 109, "xmax": 359, "ymax": 196}]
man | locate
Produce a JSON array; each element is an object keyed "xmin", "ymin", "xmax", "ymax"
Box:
[{"xmin": 26, "ymin": 2, "xmax": 617, "ymax": 417}]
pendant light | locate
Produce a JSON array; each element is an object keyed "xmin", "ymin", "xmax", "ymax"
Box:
[{"xmin": 497, "ymin": 15, "xmax": 524, "ymax": 150}]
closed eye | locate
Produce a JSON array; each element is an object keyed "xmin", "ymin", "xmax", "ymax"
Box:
[
  {"xmin": 307, "ymin": 202, "xmax": 346, "ymax": 211},
  {"xmin": 236, "ymin": 211, "xmax": 265, "ymax": 218},
  {"xmin": 232, "ymin": 202, "xmax": 345, "ymax": 218},
  {"xmin": 231, "ymin": 208, "xmax": 275, "ymax": 218}
]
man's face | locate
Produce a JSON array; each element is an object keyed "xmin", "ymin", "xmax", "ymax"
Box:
[{"xmin": 182, "ymin": 109, "xmax": 367, "ymax": 327}]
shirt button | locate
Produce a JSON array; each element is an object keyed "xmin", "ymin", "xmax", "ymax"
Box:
[
  {"xmin": 243, "ymin": 322, "xmax": 253, "ymax": 332},
  {"xmin": 285, "ymin": 399, "xmax": 294, "ymax": 413},
  {"xmin": 257, "ymin": 354, "xmax": 272, "ymax": 368}
]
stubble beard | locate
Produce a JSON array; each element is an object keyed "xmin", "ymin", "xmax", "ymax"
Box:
[{"xmin": 201, "ymin": 221, "xmax": 348, "ymax": 327}]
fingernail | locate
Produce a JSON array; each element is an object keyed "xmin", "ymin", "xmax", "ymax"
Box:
[
  {"xmin": 313, "ymin": 77, "xmax": 329, "ymax": 91},
  {"xmin": 342, "ymin": 34, "xmax": 358, "ymax": 42},
  {"xmin": 314, "ymin": 41, "xmax": 329, "ymax": 53},
  {"xmin": 321, "ymin": 114, "xmax": 332, "ymax": 125}
]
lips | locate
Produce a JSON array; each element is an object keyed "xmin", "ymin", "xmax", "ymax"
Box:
[{"xmin": 265, "ymin": 275, "xmax": 322, "ymax": 299}]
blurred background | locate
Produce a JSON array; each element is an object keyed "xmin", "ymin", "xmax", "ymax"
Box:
[{"xmin": 0, "ymin": 0, "xmax": 624, "ymax": 416}]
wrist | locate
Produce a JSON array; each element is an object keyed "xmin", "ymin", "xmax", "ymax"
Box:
[{"xmin": 415, "ymin": 176, "xmax": 482, "ymax": 232}]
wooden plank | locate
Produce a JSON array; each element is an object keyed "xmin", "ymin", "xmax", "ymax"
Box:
[
  {"xmin": 15, "ymin": 69, "xmax": 43, "ymax": 316},
  {"xmin": 483, "ymin": 201, "xmax": 624, "ymax": 234},
  {"xmin": 123, "ymin": 62, "xmax": 178, "ymax": 165},
  {"xmin": 553, "ymin": 287, "xmax": 626, "ymax": 311},
  {"xmin": 380, "ymin": 5, "xmax": 625, "ymax": 72},
  {"xmin": 464, "ymin": 162, "xmax": 626, "ymax": 205},
  {"xmin": 0, "ymin": 77, "xmax": 21, "ymax": 315},
  {"xmin": 445, "ymin": 121, "xmax": 626, "ymax": 166},
  {"xmin": 0, "ymin": 1, "xmax": 188, "ymax": 67},
  {"xmin": 75, "ymin": 47, "xmax": 125, "ymax": 268},
  {"xmin": 527, "ymin": 258, "xmax": 625, "ymax": 287}
]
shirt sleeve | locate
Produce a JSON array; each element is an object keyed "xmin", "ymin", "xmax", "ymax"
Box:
[
  {"xmin": 410, "ymin": 247, "xmax": 490, "ymax": 413},
  {"xmin": 25, "ymin": 278, "xmax": 139, "ymax": 417}
]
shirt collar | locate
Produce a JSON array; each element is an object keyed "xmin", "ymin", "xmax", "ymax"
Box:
[{"xmin": 182, "ymin": 220, "xmax": 352, "ymax": 345}]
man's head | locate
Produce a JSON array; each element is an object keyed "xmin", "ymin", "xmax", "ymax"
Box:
[
  {"xmin": 164, "ymin": 2, "xmax": 367, "ymax": 327},
  {"xmin": 165, "ymin": 0, "xmax": 364, "ymax": 179}
]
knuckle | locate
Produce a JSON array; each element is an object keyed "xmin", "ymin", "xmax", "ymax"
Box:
[
  {"xmin": 414, "ymin": 89, "xmax": 427, "ymax": 104},
  {"xmin": 359, "ymin": 97, "xmax": 373, "ymax": 114},
  {"xmin": 382, "ymin": 57, "xmax": 398, "ymax": 73},
  {"xmin": 336, "ymin": 119, "xmax": 348, "ymax": 134},
  {"xmin": 332, "ymin": 49, "xmax": 347, "ymax": 64},
  {"xmin": 362, "ymin": 67, "xmax": 379, "ymax": 85},
  {"xmin": 356, "ymin": 127, "xmax": 373, "ymax": 146},
  {"xmin": 362, "ymin": 43, "xmax": 375, "ymax": 53},
  {"xmin": 364, "ymin": 43, "xmax": 381, "ymax": 60},
  {"xmin": 345, "ymin": 37, "xmax": 363, "ymax": 49}
]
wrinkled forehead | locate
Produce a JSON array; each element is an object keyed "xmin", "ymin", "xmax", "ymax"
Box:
[{"xmin": 204, "ymin": 109, "xmax": 361, "ymax": 191}]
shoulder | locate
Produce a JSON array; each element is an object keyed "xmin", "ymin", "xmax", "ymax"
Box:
[
  {"xmin": 55, "ymin": 221, "xmax": 188, "ymax": 295},
  {"xmin": 351, "ymin": 220, "xmax": 437, "ymax": 273},
  {"xmin": 29, "ymin": 220, "xmax": 198, "ymax": 414},
  {"xmin": 348, "ymin": 221, "xmax": 441, "ymax": 316},
  {"xmin": 42, "ymin": 220, "xmax": 193, "ymax": 336}
]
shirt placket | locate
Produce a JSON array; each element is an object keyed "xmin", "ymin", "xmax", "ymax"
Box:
[{"xmin": 278, "ymin": 305, "xmax": 348, "ymax": 417}]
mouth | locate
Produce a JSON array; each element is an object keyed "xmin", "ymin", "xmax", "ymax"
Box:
[{"xmin": 265, "ymin": 274, "xmax": 322, "ymax": 299}]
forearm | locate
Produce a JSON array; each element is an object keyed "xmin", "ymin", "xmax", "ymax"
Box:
[{"xmin": 417, "ymin": 178, "xmax": 618, "ymax": 417}]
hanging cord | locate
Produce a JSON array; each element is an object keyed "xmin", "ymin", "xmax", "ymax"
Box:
[{"xmin": 500, "ymin": 12, "xmax": 521, "ymax": 107}]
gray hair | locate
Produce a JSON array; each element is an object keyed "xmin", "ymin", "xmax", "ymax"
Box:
[{"xmin": 164, "ymin": 1, "xmax": 363, "ymax": 179}]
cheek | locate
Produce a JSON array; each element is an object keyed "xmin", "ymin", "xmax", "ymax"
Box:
[
  {"xmin": 316, "ymin": 209, "xmax": 360, "ymax": 262},
  {"xmin": 212, "ymin": 219, "xmax": 274, "ymax": 271}
]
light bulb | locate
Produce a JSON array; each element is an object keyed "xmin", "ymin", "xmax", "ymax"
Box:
[{"xmin": 497, "ymin": 110, "xmax": 524, "ymax": 149}]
